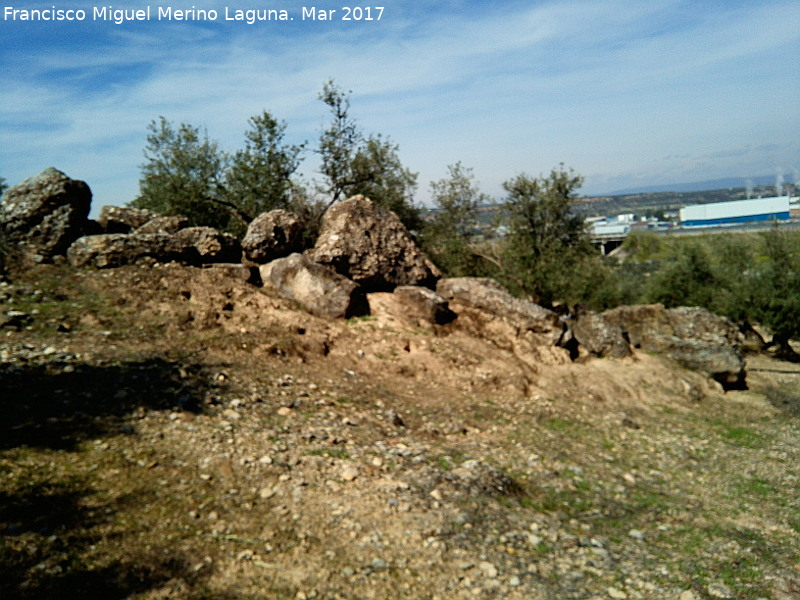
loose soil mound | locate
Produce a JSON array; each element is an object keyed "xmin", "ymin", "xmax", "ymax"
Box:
[{"xmin": 1, "ymin": 264, "xmax": 798, "ymax": 599}]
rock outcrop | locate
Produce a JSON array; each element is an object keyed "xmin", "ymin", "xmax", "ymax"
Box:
[
  {"xmin": 308, "ymin": 196, "xmax": 440, "ymax": 292},
  {"xmin": 67, "ymin": 233, "xmax": 201, "ymax": 268},
  {"xmin": 174, "ymin": 227, "xmax": 241, "ymax": 264},
  {"xmin": 437, "ymin": 277, "xmax": 571, "ymax": 367},
  {"xmin": 437, "ymin": 277, "xmax": 563, "ymax": 342},
  {"xmin": 136, "ymin": 215, "xmax": 190, "ymax": 234},
  {"xmin": 241, "ymin": 209, "xmax": 305, "ymax": 264},
  {"xmin": 565, "ymin": 310, "xmax": 632, "ymax": 359},
  {"xmin": 259, "ymin": 253, "xmax": 368, "ymax": 319},
  {"xmin": 98, "ymin": 206, "xmax": 159, "ymax": 233},
  {"xmin": 0, "ymin": 168, "xmax": 91, "ymax": 261},
  {"xmin": 597, "ymin": 304, "xmax": 745, "ymax": 388}
]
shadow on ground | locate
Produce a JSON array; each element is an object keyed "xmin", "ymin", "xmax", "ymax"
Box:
[
  {"xmin": 0, "ymin": 355, "xmax": 235, "ymax": 599},
  {"xmin": 0, "ymin": 356, "xmax": 211, "ymax": 450},
  {"xmin": 0, "ymin": 479, "xmax": 233, "ymax": 599}
]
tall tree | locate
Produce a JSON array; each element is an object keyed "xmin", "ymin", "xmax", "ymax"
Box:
[
  {"xmin": 422, "ymin": 162, "xmax": 488, "ymax": 276},
  {"xmin": 224, "ymin": 111, "xmax": 305, "ymax": 222},
  {"xmin": 132, "ymin": 117, "xmax": 234, "ymax": 231},
  {"xmin": 350, "ymin": 134, "xmax": 420, "ymax": 231},
  {"xmin": 0, "ymin": 176, "xmax": 8, "ymax": 197},
  {"xmin": 645, "ymin": 242, "xmax": 718, "ymax": 309},
  {"xmin": 751, "ymin": 227, "xmax": 800, "ymax": 356},
  {"xmin": 317, "ymin": 80, "xmax": 361, "ymax": 206},
  {"xmin": 316, "ymin": 80, "xmax": 420, "ymax": 231},
  {"xmin": 500, "ymin": 166, "xmax": 600, "ymax": 307}
]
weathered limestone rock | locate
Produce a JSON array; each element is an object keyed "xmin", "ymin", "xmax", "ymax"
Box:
[
  {"xmin": 98, "ymin": 206, "xmax": 159, "ymax": 233},
  {"xmin": 67, "ymin": 233, "xmax": 200, "ymax": 268},
  {"xmin": 241, "ymin": 209, "xmax": 305, "ymax": 264},
  {"xmin": 259, "ymin": 253, "xmax": 367, "ymax": 319},
  {"xmin": 0, "ymin": 168, "xmax": 91, "ymax": 261},
  {"xmin": 136, "ymin": 215, "xmax": 190, "ymax": 234},
  {"xmin": 437, "ymin": 277, "xmax": 562, "ymax": 340},
  {"xmin": 174, "ymin": 227, "xmax": 241, "ymax": 263},
  {"xmin": 566, "ymin": 310, "xmax": 632, "ymax": 358},
  {"xmin": 307, "ymin": 196, "xmax": 440, "ymax": 291},
  {"xmin": 600, "ymin": 304, "xmax": 745, "ymax": 388},
  {"xmin": 436, "ymin": 277, "xmax": 570, "ymax": 367}
]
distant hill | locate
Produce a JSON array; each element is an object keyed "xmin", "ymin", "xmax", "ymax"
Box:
[{"xmin": 606, "ymin": 174, "xmax": 786, "ymax": 196}]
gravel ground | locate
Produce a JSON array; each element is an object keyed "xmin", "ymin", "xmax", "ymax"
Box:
[{"xmin": 1, "ymin": 264, "xmax": 799, "ymax": 600}]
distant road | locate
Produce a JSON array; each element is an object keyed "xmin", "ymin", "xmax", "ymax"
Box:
[{"xmin": 653, "ymin": 220, "xmax": 800, "ymax": 236}]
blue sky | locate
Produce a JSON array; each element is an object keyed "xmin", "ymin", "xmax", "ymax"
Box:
[{"xmin": 1, "ymin": 0, "xmax": 799, "ymax": 214}]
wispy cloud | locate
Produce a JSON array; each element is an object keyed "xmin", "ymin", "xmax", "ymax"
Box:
[{"xmin": 1, "ymin": 0, "xmax": 798, "ymax": 209}]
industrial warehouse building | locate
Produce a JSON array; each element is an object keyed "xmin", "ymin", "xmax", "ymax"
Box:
[{"xmin": 679, "ymin": 196, "xmax": 799, "ymax": 227}]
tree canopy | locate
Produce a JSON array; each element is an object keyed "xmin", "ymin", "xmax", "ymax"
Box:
[
  {"xmin": 131, "ymin": 117, "xmax": 231, "ymax": 231},
  {"xmin": 317, "ymin": 80, "xmax": 420, "ymax": 231},
  {"xmin": 500, "ymin": 166, "xmax": 607, "ymax": 307},
  {"xmin": 421, "ymin": 162, "xmax": 489, "ymax": 276}
]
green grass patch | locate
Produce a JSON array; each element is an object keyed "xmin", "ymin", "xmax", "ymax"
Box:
[
  {"xmin": 719, "ymin": 425, "xmax": 766, "ymax": 449},
  {"xmin": 541, "ymin": 417, "xmax": 578, "ymax": 432},
  {"xmin": 306, "ymin": 448, "xmax": 350, "ymax": 460},
  {"xmin": 736, "ymin": 475, "xmax": 777, "ymax": 499}
]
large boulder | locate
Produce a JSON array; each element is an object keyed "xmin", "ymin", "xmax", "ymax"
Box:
[
  {"xmin": 436, "ymin": 277, "xmax": 570, "ymax": 367},
  {"xmin": 67, "ymin": 233, "xmax": 200, "ymax": 268},
  {"xmin": 307, "ymin": 195, "xmax": 440, "ymax": 291},
  {"xmin": 437, "ymin": 277, "xmax": 562, "ymax": 340},
  {"xmin": 0, "ymin": 168, "xmax": 91, "ymax": 261},
  {"xmin": 174, "ymin": 227, "xmax": 240, "ymax": 263},
  {"xmin": 241, "ymin": 209, "xmax": 305, "ymax": 264},
  {"xmin": 600, "ymin": 304, "xmax": 746, "ymax": 388},
  {"xmin": 259, "ymin": 253, "xmax": 368, "ymax": 319},
  {"xmin": 566, "ymin": 310, "xmax": 632, "ymax": 358},
  {"xmin": 97, "ymin": 206, "xmax": 159, "ymax": 233}
]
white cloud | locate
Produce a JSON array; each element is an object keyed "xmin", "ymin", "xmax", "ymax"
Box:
[{"xmin": 1, "ymin": 0, "xmax": 798, "ymax": 209}]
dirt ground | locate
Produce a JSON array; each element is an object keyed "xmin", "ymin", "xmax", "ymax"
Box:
[{"xmin": 1, "ymin": 263, "xmax": 799, "ymax": 599}]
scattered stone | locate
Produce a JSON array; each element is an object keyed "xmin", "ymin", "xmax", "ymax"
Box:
[
  {"xmin": 628, "ymin": 529, "xmax": 645, "ymax": 541},
  {"xmin": 341, "ymin": 466, "xmax": 359, "ymax": 482},
  {"xmin": 607, "ymin": 587, "xmax": 627, "ymax": 599},
  {"xmin": 259, "ymin": 487, "xmax": 277, "ymax": 499},
  {"xmin": 707, "ymin": 583, "xmax": 733, "ymax": 599},
  {"xmin": 2, "ymin": 310, "xmax": 33, "ymax": 330},
  {"xmin": 478, "ymin": 561, "xmax": 498, "ymax": 578}
]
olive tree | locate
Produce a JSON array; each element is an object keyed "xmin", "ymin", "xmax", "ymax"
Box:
[
  {"xmin": 316, "ymin": 80, "xmax": 420, "ymax": 230},
  {"xmin": 132, "ymin": 117, "xmax": 233, "ymax": 231},
  {"xmin": 500, "ymin": 166, "xmax": 599, "ymax": 306},
  {"xmin": 133, "ymin": 113, "xmax": 307, "ymax": 235},
  {"xmin": 422, "ymin": 162, "xmax": 489, "ymax": 276},
  {"xmin": 224, "ymin": 111, "xmax": 305, "ymax": 222}
]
